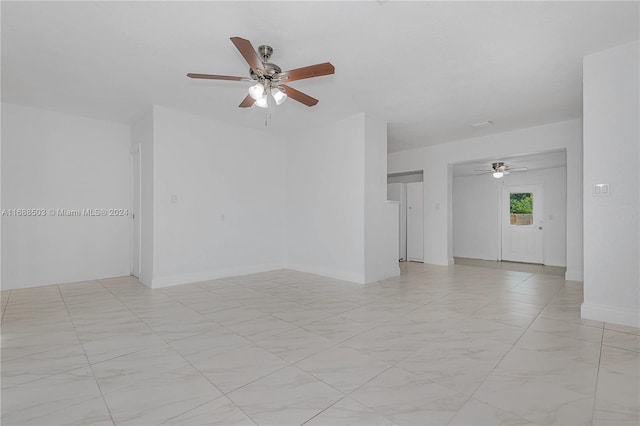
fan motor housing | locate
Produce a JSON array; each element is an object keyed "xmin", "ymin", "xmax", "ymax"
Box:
[
  {"xmin": 250, "ymin": 62, "xmax": 282, "ymax": 80},
  {"xmin": 248, "ymin": 45, "xmax": 281, "ymax": 80}
]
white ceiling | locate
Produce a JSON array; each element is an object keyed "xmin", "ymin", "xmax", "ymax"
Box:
[
  {"xmin": 2, "ymin": 1, "xmax": 638, "ymax": 152},
  {"xmin": 452, "ymin": 150, "xmax": 567, "ymax": 177}
]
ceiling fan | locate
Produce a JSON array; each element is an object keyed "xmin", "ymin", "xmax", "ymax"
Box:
[
  {"xmin": 187, "ymin": 37, "xmax": 335, "ymax": 108},
  {"xmin": 474, "ymin": 162, "xmax": 528, "ymax": 178}
]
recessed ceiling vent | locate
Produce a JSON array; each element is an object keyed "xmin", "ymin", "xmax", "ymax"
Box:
[{"xmin": 470, "ymin": 121, "xmax": 494, "ymax": 129}]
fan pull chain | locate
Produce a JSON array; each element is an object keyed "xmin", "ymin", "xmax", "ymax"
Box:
[{"xmin": 264, "ymin": 103, "xmax": 272, "ymax": 127}]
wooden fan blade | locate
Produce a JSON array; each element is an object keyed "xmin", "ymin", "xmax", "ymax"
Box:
[
  {"xmin": 476, "ymin": 171, "xmax": 493, "ymax": 175},
  {"xmin": 506, "ymin": 167, "xmax": 528, "ymax": 172},
  {"xmin": 230, "ymin": 37, "xmax": 265, "ymax": 74},
  {"xmin": 278, "ymin": 62, "xmax": 335, "ymax": 83},
  {"xmin": 187, "ymin": 73, "xmax": 252, "ymax": 82},
  {"xmin": 473, "ymin": 169, "xmax": 492, "ymax": 172},
  {"xmin": 280, "ymin": 84, "xmax": 319, "ymax": 107},
  {"xmin": 239, "ymin": 94, "xmax": 255, "ymax": 108}
]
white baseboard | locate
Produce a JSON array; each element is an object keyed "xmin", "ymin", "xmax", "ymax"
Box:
[
  {"xmin": 366, "ymin": 267, "xmax": 401, "ymax": 284},
  {"xmin": 448, "ymin": 258, "xmax": 455, "ymax": 265},
  {"xmin": 1, "ymin": 269, "xmax": 132, "ymax": 291},
  {"xmin": 581, "ymin": 302, "xmax": 640, "ymax": 328},
  {"xmin": 422, "ymin": 256, "xmax": 450, "ymax": 266},
  {"xmin": 285, "ymin": 263, "xmax": 365, "ymax": 284},
  {"xmin": 151, "ymin": 263, "xmax": 284, "ymax": 289},
  {"xmin": 565, "ymin": 269, "xmax": 583, "ymax": 281}
]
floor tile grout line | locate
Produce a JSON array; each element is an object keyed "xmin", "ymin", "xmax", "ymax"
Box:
[
  {"xmin": 158, "ymin": 396, "xmax": 222, "ymax": 425},
  {"xmin": 1, "ymin": 289, "xmax": 12, "ymax": 322},
  {"xmin": 1, "ymin": 344, "xmax": 159, "ymax": 391},
  {"xmin": 97, "ymin": 279, "xmax": 269, "ymax": 425},
  {"xmin": 102, "ymin": 275, "xmax": 364, "ymax": 361},
  {"xmin": 445, "ymin": 397, "xmax": 528, "ymax": 426},
  {"xmin": 298, "ymin": 395, "xmax": 349, "ymax": 426},
  {"xmin": 591, "ymin": 325, "xmax": 606, "ymax": 422},
  {"xmin": 601, "ymin": 342, "xmax": 640, "ymax": 353},
  {"xmin": 223, "ymin": 362, "xmax": 347, "ymax": 404},
  {"xmin": 602, "ymin": 323, "xmax": 640, "ymax": 336},
  {"xmin": 99, "ymin": 277, "xmax": 264, "ymax": 339},
  {"xmin": 7, "ymin": 265, "xmax": 635, "ymax": 425},
  {"xmin": 464, "ymin": 273, "xmax": 593, "ymax": 423},
  {"xmin": 55, "ymin": 284, "xmax": 117, "ymax": 426},
  {"xmin": 193, "ymin": 276, "xmax": 371, "ymax": 311},
  {"xmin": 152, "ymin": 280, "xmax": 382, "ymax": 422},
  {"xmin": 334, "ymin": 364, "xmax": 418, "ymax": 422},
  {"xmin": 151, "ymin": 278, "xmax": 320, "ymax": 338},
  {"xmin": 159, "ymin": 395, "xmax": 259, "ymax": 426},
  {"xmin": 468, "ymin": 274, "xmax": 559, "ymax": 384},
  {"xmin": 342, "ymin": 364, "xmax": 396, "ymax": 398}
]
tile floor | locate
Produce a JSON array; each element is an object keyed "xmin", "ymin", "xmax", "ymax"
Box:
[{"xmin": 1, "ymin": 262, "xmax": 638, "ymax": 425}]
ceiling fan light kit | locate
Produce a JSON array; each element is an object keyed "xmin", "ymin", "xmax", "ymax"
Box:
[
  {"xmin": 474, "ymin": 161, "xmax": 528, "ymax": 178},
  {"xmin": 271, "ymin": 87, "xmax": 287, "ymax": 105},
  {"xmin": 248, "ymin": 83, "xmax": 265, "ymax": 100},
  {"xmin": 254, "ymin": 94, "xmax": 268, "ymax": 109},
  {"xmin": 187, "ymin": 37, "xmax": 335, "ymax": 112}
]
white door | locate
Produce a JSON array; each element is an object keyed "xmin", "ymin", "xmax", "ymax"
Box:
[
  {"xmin": 387, "ymin": 183, "xmax": 407, "ymax": 261},
  {"xmin": 406, "ymin": 181, "xmax": 424, "ymax": 262},
  {"xmin": 501, "ymin": 184, "xmax": 544, "ymax": 264},
  {"xmin": 131, "ymin": 148, "xmax": 141, "ymax": 278}
]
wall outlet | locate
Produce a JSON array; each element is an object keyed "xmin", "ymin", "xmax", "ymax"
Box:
[{"xmin": 171, "ymin": 194, "xmax": 178, "ymax": 204}]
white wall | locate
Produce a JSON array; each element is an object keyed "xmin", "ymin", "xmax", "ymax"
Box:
[
  {"xmin": 582, "ymin": 41, "xmax": 640, "ymax": 327},
  {"xmin": 364, "ymin": 116, "xmax": 400, "ymax": 282},
  {"xmin": 1, "ymin": 103, "xmax": 131, "ymax": 289},
  {"xmin": 286, "ymin": 114, "xmax": 367, "ymax": 282},
  {"xmin": 130, "ymin": 109, "xmax": 154, "ymax": 286},
  {"xmin": 149, "ymin": 106, "xmax": 286, "ymax": 287},
  {"xmin": 1, "ymin": 104, "xmax": 3, "ymax": 289},
  {"xmin": 389, "ymin": 119, "xmax": 583, "ymax": 280},
  {"xmin": 453, "ymin": 166, "xmax": 567, "ymax": 267},
  {"xmin": 453, "ymin": 175, "xmax": 500, "ymax": 261},
  {"xmin": 2, "ymin": 103, "xmax": 397, "ymax": 290},
  {"xmin": 286, "ymin": 113, "xmax": 399, "ymax": 284},
  {"xmin": 387, "ymin": 172, "xmax": 423, "ymax": 184}
]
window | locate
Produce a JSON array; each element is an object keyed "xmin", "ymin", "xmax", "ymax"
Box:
[{"xmin": 510, "ymin": 193, "xmax": 533, "ymax": 226}]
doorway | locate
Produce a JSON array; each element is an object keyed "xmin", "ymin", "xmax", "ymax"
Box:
[
  {"xmin": 501, "ymin": 184, "xmax": 544, "ymax": 264},
  {"xmin": 387, "ymin": 172, "xmax": 424, "ymax": 263},
  {"xmin": 451, "ymin": 150, "xmax": 566, "ymax": 268}
]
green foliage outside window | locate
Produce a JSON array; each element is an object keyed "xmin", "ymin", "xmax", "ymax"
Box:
[{"xmin": 510, "ymin": 193, "xmax": 533, "ymax": 214}]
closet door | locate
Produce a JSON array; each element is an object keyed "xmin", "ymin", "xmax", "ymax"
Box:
[{"xmin": 387, "ymin": 183, "xmax": 407, "ymax": 261}]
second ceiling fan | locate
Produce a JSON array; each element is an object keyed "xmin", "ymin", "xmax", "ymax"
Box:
[
  {"xmin": 475, "ymin": 162, "xmax": 528, "ymax": 178},
  {"xmin": 187, "ymin": 37, "xmax": 335, "ymax": 108}
]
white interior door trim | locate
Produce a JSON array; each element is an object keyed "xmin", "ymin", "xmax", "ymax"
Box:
[{"xmin": 501, "ymin": 183, "xmax": 545, "ymax": 264}]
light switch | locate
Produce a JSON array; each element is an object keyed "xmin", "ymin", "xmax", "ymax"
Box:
[
  {"xmin": 592, "ymin": 184, "xmax": 610, "ymax": 197},
  {"xmin": 171, "ymin": 194, "xmax": 177, "ymax": 204}
]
